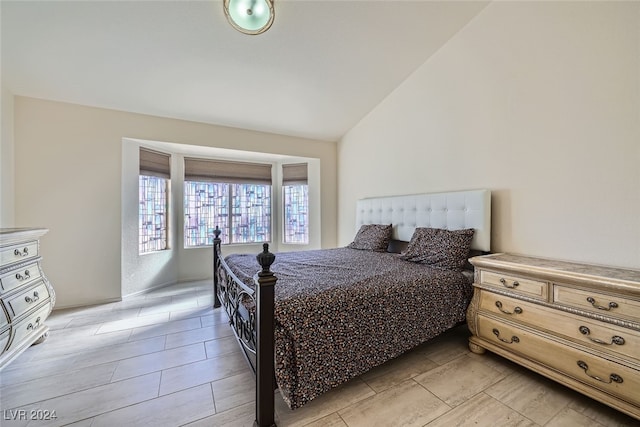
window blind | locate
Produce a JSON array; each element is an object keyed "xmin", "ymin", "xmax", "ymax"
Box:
[
  {"xmin": 282, "ymin": 163, "xmax": 308, "ymax": 185},
  {"xmin": 184, "ymin": 158, "xmax": 272, "ymax": 184},
  {"xmin": 139, "ymin": 148, "xmax": 171, "ymax": 178}
]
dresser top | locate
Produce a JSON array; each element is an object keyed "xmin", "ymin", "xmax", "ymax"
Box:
[
  {"xmin": 0, "ymin": 228, "xmax": 49, "ymax": 246},
  {"xmin": 470, "ymin": 253, "xmax": 640, "ymax": 295}
]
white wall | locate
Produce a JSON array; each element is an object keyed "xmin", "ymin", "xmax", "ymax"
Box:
[
  {"xmin": 120, "ymin": 141, "xmax": 179, "ymax": 297},
  {"xmin": 1, "ymin": 87, "xmax": 15, "ymax": 227},
  {"xmin": 338, "ymin": 1, "xmax": 640, "ymax": 269},
  {"xmin": 13, "ymin": 97, "xmax": 337, "ymax": 308}
]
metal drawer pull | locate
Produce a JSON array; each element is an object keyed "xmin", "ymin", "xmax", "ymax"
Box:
[
  {"xmin": 24, "ymin": 291, "xmax": 40, "ymax": 304},
  {"xmin": 492, "ymin": 328, "xmax": 520, "ymax": 344},
  {"xmin": 27, "ymin": 316, "xmax": 42, "ymax": 331},
  {"xmin": 13, "ymin": 247, "xmax": 29, "ymax": 257},
  {"xmin": 586, "ymin": 296, "xmax": 618, "ymax": 311},
  {"xmin": 579, "ymin": 326, "xmax": 625, "ymax": 346},
  {"xmin": 577, "ymin": 360, "xmax": 623, "ymax": 384},
  {"xmin": 495, "ymin": 301, "xmax": 523, "ymax": 315},
  {"xmin": 499, "ymin": 278, "xmax": 519, "ymax": 289},
  {"xmin": 15, "ymin": 270, "xmax": 31, "ymax": 281}
]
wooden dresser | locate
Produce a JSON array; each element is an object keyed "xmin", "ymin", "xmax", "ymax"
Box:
[
  {"xmin": 0, "ymin": 228, "xmax": 56, "ymax": 369},
  {"xmin": 466, "ymin": 253, "xmax": 640, "ymax": 419}
]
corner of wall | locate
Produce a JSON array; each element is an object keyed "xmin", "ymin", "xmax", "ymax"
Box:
[{"xmin": 1, "ymin": 86, "xmax": 15, "ymax": 227}]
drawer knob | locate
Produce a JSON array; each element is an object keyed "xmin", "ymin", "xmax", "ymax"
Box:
[
  {"xmin": 499, "ymin": 278, "xmax": 519, "ymax": 289},
  {"xmin": 495, "ymin": 300, "xmax": 523, "ymax": 315},
  {"xmin": 24, "ymin": 291, "xmax": 40, "ymax": 304},
  {"xmin": 576, "ymin": 360, "xmax": 623, "ymax": 384},
  {"xmin": 578, "ymin": 326, "xmax": 625, "ymax": 346},
  {"xmin": 13, "ymin": 247, "xmax": 29, "ymax": 257},
  {"xmin": 27, "ymin": 316, "xmax": 42, "ymax": 331},
  {"xmin": 586, "ymin": 297, "xmax": 618, "ymax": 311},
  {"xmin": 15, "ymin": 270, "xmax": 31, "ymax": 281},
  {"xmin": 492, "ymin": 328, "xmax": 520, "ymax": 344}
]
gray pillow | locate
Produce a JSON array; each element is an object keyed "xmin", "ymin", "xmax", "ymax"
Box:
[
  {"xmin": 399, "ymin": 227, "xmax": 475, "ymax": 270},
  {"xmin": 347, "ymin": 224, "xmax": 392, "ymax": 252}
]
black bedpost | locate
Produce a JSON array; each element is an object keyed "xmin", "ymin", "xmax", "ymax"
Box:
[
  {"xmin": 213, "ymin": 226, "xmax": 222, "ymax": 309},
  {"xmin": 255, "ymin": 243, "xmax": 277, "ymax": 427}
]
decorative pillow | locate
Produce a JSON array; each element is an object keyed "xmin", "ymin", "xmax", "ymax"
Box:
[
  {"xmin": 347, "ymin": 224, "xmax": 392, "ymax": 252},
  {"xmin": 399, "ymin": 227, "xmax": 475, "ymax": 270}
]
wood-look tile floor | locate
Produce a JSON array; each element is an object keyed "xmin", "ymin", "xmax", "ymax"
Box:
[{"xmin": 0, "ymin": 280, "xmax": 637, "ymax": 427}]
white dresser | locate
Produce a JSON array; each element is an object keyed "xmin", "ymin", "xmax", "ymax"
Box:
[
  {"xmin": 467, "ymin": 253, "xmax": 640, "ymax": 420},
  {"xmin": 0, "ymin": 228, "xmax": 56, "ymax": 369}
]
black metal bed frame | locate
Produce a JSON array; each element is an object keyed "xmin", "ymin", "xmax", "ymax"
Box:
[{"xmin": 213, "ymin": 227, "xmax": 277, "ymax": 427}]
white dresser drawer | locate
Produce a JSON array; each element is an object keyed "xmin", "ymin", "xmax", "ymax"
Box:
[
  {"xmin": 0, "ymin": 262, "xmax": 41, "ymax": 294},
  {"xmin": 0, "ymin": 308, "xmax": 7, "ymax": 329},
  {"xmin": 7, "ymin": 305, "xmax": 50, "ymax": 353},
  {"xmin": 2, "ymin": 280, "xmax": 50, "ymax": 320},
  {"xmin": 480, "ymin": 270, "xmax": 549, "ymax": 300},
  {"xmin": 477, "ymin": 315, "xmax": 640, "ymax": 407},
  {"xmin": 0, "ymin": 328, "xmax": 10, "ymax": 354},
  {"xmin": 554, "ymin": 285, "xmax": 640, "ymax": 323},
  {"xmin": 0, "ymin": 228, "xmax": 53, "ymax": 370},
  {"xmin": 0, "ymin": 241, "xmax": 39, "ymax": 268}
]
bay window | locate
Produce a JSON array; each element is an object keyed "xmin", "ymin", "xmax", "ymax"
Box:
[
  {"xmin": 184, "ymin": 158, "xmax": 272, "ymax": 247},
  {"xmin": 139, "ymin": 148, "xmax": 171, "ymax": 253},
  {"xmin": 282, "ymin": 163, "xmax": 309, "ymax": 244}
]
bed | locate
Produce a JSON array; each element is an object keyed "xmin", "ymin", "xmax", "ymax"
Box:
[{"xmin": 213, "ymin": 189, "xmax": 491, "ymax": 426}]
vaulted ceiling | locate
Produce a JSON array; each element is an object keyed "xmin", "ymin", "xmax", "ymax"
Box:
[{"xmin": 2, "ymin": 1, "xmax": 488, "ymax": 141}]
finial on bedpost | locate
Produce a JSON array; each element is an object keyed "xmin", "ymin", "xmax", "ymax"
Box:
[
  {"xmin": 256, "ymin": 243, "xmax": 275, "ymax": 276},
  {"xmin": 214, "ymin": 226, "xmax": 222, "ymax": 242}
]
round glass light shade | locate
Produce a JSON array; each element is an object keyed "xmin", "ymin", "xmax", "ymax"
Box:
[{"xmin": 224, "ymin": 0, "xmax": 274, "ymax": 35}]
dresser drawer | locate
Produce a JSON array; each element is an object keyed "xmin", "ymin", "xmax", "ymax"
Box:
[
  {"xmin": 478, "ymin": 315, "xmax": 640, "ymax": 406},
  {"xmin": 0, "ymin": 307, "xmax": 7, "ymax": 329},
  {"xmin": 0, "ymin": 241, "xmax": 39, "ymax": 268},
  {"xmin": 480, "ymin": 270, "xmax": 548, "ymax": 300},
  {"xmin": 2, "ymin": 281, "xmax": 50, "ymax": 320},
  {"xmin": 7, "ymin": 305, "xmax": 50, "ymax": 352},
  {"xmin": 0, "ymin": 262, "xmax": 41, "ymax": 294},
  {"xmin": 480, "ymin": 291, "xmax": 640, "ymax": 363},
  {"xmin": 0, "ymin": 328, "xmax": 10, "ymax": 354},
  {"xmin": 554, "ymin": 285, "xmax": 640, "ymax": 323}
]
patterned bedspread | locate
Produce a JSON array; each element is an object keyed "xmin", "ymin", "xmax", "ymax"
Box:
[{"xmin": 224, "ymin": 247, "xmax": 473, "ymax": 409}]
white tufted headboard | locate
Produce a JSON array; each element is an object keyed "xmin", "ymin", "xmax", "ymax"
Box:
[{"xmin": 355, "ymin": 189, "xmax": 491, "ymax": 252}]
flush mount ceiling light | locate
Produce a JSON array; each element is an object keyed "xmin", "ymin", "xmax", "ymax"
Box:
[{"xmin": 223, "ymin": 0, "xmax": 275, "ymax": 35}]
